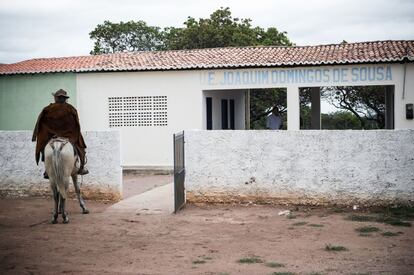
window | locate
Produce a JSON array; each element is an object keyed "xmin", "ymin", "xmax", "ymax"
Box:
[{"xmin": 108, "ymin": 96, "xmax": 168, "ymax": 127}]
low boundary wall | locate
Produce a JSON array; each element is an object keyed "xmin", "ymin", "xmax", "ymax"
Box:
[
  {"xmin": 185, "ymin": 130, "xmax": 414, "ymax": 206},
  {"xmin": 0, "ymin": 130, "xmax": 122, "ymax": 201}
]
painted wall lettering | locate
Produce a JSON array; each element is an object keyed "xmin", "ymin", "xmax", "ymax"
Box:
[{"xmin": 200, "ymin": 65, "xmax": 393, "ymax": 86}]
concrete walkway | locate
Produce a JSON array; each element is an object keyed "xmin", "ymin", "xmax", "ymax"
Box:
[{"xmin": 106, "ymin": 182, "xmax": 174, "ymax": 214}]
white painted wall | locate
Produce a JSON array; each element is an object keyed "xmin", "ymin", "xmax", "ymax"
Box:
[
  {"xmin": 77, "ymin": 71, "xmax": 203, "ymax": 168},
  {"xmin": 76, "ymin": 63, "xmax": 413, "ymax": 167},
  {"xmin": 185, "ymin": 130, "xmax": 414, "ymax": 205},
  {"xmin": 400, "ymin": 63, "xmax": 414, "ymax": 129},
  {"xmin": 0, "ymin": 131, "xmax": 122, "ymax": 201}
]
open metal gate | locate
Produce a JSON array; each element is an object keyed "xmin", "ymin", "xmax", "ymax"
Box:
[{"xmin": 173, "ymin": 131, "xmax": 185, "ymax": 213}]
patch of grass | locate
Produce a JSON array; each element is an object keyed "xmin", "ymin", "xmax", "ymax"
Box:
[
  {"xmin": 381, "ymin": 231, "xmax": 403, "ymax": 237},
  {"xmin": 325, "ymin": 244, "xmax": 347, "ymax": 252},
  {"xmin": 265, "ymin": 262, "xmax": 285, "ymax": 268},
  {"xmin": 358, "ymin": 233, "xmax": 372, "ymax": 237},
  {"xmin": 308, "ymin": 224, "xmax": 324, "ymax": 227},
  {"xmin": 381, "ymin": 205, "xmax": 414, "ymax": 220},
  {"xmin": 307, "ymin": 273, "xmax": 323, "ymax": 275},
  {"xmin": 292, "ymin": 221, "xmax": 308, "ymax": 226},
  {"xmin": 378, "ymin": 216, "xmax": 411, "ymax": 227},
  {"xmin": 271, "ymin": 272, "xmax": 296, "ymax": 275},
  {"xmin": 355, "ymin": 226, "xmax": 380, "ymax": 233},
  {"xmin": 331, "ymin": 208, "xmax": 346, "ymax": 213},
  {"xmin": 237, "ymin": 256, "xmax": 263, "ymax": 264},
  {"xmin": 346, "ymin": 214, "xmax": 376, "ymax": 222},
  {"xmin": 286, "ymin": 214, "xmax": 297, "ymax": 219},
  {"xmin": 346, "ymin": 214, "xmax": 411, "ymax": 227},
  {"xmin": 192, "ymin": 260, "xmax": 206, "ymax": 264}
]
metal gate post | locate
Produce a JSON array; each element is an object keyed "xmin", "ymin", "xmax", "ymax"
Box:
[{"xmin": 173, "ymin": 131, "xmax": 185, "ymax": 213}]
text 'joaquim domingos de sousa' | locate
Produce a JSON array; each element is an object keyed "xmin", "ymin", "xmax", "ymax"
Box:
[{"xmin": 200, "ymin": 65, "xmax": 393, "ymax": 86}]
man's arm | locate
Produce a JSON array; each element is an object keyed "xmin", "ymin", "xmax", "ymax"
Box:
[
  {"xmin": 68, "ymin": 104, "xmax": 87, "ymax": 148},
  {"xmin": 32, "ymin": 109, "xmax": 45, "ymax": 141}
]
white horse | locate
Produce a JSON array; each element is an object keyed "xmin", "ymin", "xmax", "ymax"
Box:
[{"xmin": 44, "ymin": 137, "xmax": 89, "ymax": 224}]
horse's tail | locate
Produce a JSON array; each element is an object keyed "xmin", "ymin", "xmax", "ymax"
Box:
[{"xmin": 52, "ymin": 142, "xmax": 67, "ymax": 199}]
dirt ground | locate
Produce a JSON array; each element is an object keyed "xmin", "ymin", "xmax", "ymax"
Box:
[{"xmin": 0, "ymin": 180, "xmax": 413, "ymax": 274}]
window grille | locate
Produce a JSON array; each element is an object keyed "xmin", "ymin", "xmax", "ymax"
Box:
[
  {"xmin": 108, "ymin": 96, "xmax": 167, "ymax": 127},
  {"xmin": 153, "ymin": 96, "xmax": 168, "ymax": 126}
]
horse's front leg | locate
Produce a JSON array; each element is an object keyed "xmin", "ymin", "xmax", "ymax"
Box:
[
  {"xmin": 51, "ymin": 184, "xmax": 59, "ymax": 224},
  {"xmin": 72, "ymin": 174, "xmax": 89, "ymax": 214}
]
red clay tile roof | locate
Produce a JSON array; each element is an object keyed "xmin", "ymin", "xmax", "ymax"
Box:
[{"xmin": 1, "ymin": 40, "xmax": 413, "ymax": 75}]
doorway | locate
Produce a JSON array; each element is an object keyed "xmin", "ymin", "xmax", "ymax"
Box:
[{"xmin": 203, "ymin": 89, "xmax": 246, "ymax": 130}]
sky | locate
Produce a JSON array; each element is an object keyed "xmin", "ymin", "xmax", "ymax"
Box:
[{"xmin": 0, "ymin": 0, "xmax": 413, "ymax": 64}]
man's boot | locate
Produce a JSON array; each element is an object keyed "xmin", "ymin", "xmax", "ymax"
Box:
[
  {"xmin": 43, "ymin": 171, "xmax": 49, "ymax": 179},
  {"xmin": 78, "ymin": 166, "xmax": 89, "ymax": 175}
]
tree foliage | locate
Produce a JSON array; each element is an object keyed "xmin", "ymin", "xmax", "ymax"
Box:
[
  {"xmin": 89, "ymin": 20, "xmax": 164, "ymax": 54},
  {"xmin": 321, "ymin": 111, "xmax": 362, "ymax": 129},
  {"xmin": 299, "ymin": 86, "xmax": 388, "ymax": 130},
  {"xmin": 163, "ymin": 7, "xmax": 292, "ymax": 50},
  {"xmin": 321, "ymin": 86, "xmax": 387, "ymax": 129},
  {"xmin": 89, "ymin": 7, "xmax": 293, "ymax": 54}
]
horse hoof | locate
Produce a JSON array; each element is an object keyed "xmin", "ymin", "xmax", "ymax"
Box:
[
  {"xmin": 62, "ymin": 218, "xmax": 69, "ymax": 224},
  {"xmin": 51, "ymin": 219, "xmax": 58, "ymax": 224},
  {"xmin": 82, "ymin": 209, "xmax": 90, "ymax": 214}
]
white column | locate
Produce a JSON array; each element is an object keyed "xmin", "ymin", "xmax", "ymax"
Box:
[
  {"xmin": 287, "ymin": 86, "xmax": 300, "ymax": 130},
  {"xmin": 394, "ymin": 82, "xmax": 403, "ymax": 130}
]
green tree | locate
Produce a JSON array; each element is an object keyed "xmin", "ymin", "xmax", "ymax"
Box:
[
  {"xmin": 89, "ymin": 20, "xmax": 164, "ymax": 54},
  {"xmin": 322, "ymin": 86, "xmax": 387, "ymax": 129},
  {"xmin": 299, "ymin": 86, "xmax": 387, "ymax": 130},
  {"xmin": 321, "ymin": 111, "xmax": 362, "ymax": 129},
  {"xmin": 89, "ymin": 7, "xmax": 293, "ymax": 54},
  {"xmin": 163, "ymin": 7, "xmax": 292, "ymax": 50}
]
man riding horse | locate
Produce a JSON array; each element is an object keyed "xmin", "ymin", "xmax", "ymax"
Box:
[{"xmin": 32, "ymin": 89, "xmax": 89, "ymax": 178}]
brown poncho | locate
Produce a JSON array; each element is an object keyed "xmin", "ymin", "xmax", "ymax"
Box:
[{"xmin": 32, "ymin": 103, "xmax": 86, "ymax": 165}]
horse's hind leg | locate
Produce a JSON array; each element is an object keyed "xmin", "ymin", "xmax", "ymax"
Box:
[
  {"xmin": 51, "ymin": 184, "xmax": 59, "ymax": 224},
  {"xmin": 72, "ymin": 174, "xmax": 89, "ymax": 214},
  {"xmin": 59, "ymin": 194, "xmax": 69, "ymax": 224}
]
